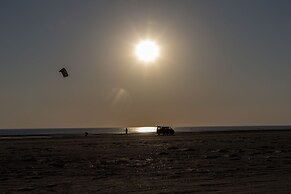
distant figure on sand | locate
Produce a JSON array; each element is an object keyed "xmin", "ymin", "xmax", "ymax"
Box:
[
  {"xmin": 85, "ymin": 132, "xmax": 88, "ymax": 137},
  {"xmin": 125, "ymin": 128, "xmax": 128, "ymax": 135}
]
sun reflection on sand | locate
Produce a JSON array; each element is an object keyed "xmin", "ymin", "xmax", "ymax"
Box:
[{"xmin": 134, "ymin": 127, "xmax": 156, "ymax": 133}]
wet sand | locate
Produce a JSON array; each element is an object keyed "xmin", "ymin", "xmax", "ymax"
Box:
[{"xmin": 1, "ymin": 131, "xmax": 291, "ymax": 193}]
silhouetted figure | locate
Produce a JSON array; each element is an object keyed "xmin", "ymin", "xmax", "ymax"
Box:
[
  {"xmin": 59, "ymin": 68, "xmax": 69, "ymax": 77},
  {"xmin": 85, "ymin": 132, "xmax": 88, "ymax": 137},
  {"xmin": 125, "ymin": 128, "xmax": 128, "ymax": 135}
]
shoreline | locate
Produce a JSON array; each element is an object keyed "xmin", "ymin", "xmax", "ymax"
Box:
[{"xmin": 1, "ymin": 128, "xmax": 291, "ymax": 138}]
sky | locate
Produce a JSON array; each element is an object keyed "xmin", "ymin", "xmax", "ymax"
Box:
[{"xmin": 1, "ymin": 0, "xmax": 291, "ymax": 128}]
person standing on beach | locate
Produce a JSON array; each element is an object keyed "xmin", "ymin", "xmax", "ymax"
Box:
[{"xmin": 125, "ymin": 128, "xmax": 128, "ymax": 135}]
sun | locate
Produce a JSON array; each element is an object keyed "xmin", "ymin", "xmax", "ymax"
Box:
[{"xmin": 135, "ymin": 39, "xmax": 160, "ymax": 63}]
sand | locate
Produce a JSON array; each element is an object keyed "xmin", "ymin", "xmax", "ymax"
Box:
[{"xmin": 1, "ymin": 131, "xmax": 291, "ymax": 193}]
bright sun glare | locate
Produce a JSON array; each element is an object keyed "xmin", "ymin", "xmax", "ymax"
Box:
[{"xmin": 135, "ymin": 40, "xmax": 160, "ymax": 63}]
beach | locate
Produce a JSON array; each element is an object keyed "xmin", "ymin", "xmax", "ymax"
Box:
[{"xmin": 1, "ymin": 131, "xmax": 291, "ymax": 193}]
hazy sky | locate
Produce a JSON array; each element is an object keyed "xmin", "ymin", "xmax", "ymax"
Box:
[{"xmin": 1, "ymin": 0, "xmax": 291, "ymax": 128}]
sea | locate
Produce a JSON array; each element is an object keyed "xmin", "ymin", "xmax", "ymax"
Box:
[{"xmin": 0, "ymin": 126, "xmax": 291, "ymax": 137}]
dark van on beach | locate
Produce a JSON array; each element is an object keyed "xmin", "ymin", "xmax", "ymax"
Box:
[{"xmin": 157, "ymin": 126, "xmax": 175, "ymax": 135}]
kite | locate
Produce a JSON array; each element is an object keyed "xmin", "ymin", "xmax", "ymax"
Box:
[{"xmin": 59, "ymin": 68, "xmax": 69, "ymax": 77}]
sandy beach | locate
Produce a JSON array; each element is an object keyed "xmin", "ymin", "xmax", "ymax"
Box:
[{"xmin": 1, "ymin": 131, "xmax": 291, "ymax": 193}]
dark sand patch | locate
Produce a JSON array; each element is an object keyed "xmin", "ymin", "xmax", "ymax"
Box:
[{"xmin": 1, "ymin": 131, "xmax": 291, "ymax": 193}]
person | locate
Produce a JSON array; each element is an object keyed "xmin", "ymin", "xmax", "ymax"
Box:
[
  {"xmin": 84, "ymin": 132, "xmax": 88, "ymax": 137},
  {"xmin": 125, "ymin": 128, "xmax": 128, "ymax": 135}
]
